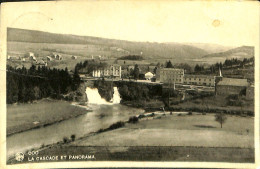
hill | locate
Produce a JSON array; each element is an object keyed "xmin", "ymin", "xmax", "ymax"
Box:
[
  {"xmin": 183, "ymin": 43, "xmax": 234, "ymax": 53},
  {"xmin": 7, "ymin": 27, "xmax": 209, "ymax": 61},
  {"xmin": 202, "ymin": 46, "xmax": 254, "ymax": 60}
]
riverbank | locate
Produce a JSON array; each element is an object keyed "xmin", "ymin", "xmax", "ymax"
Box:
[
  {"xmin": 7, "ymin": 99, "xmax": 90, "ymax": 136},
  {"xmin": 8, "ymin": 110, "xmax": 254, "ymax": 164}
]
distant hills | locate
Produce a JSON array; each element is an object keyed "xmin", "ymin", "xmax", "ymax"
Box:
[
  {"xmin": 202, "ymin": 46, "xmax": 254, "ymax": 59},
  {"xmin": 7, "ymin": 28, "xmax": 254, "ymax": 63},
  {"xmin": 7, "ymin": 28, "xmax": 208, "ymax": 60}
]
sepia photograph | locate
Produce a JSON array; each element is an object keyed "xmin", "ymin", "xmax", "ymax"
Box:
[{"xmin": 0, "ymin": 0, "xmax": 259, "ymax": 168}]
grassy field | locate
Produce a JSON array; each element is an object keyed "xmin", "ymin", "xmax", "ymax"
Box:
[
  {"xmin": 175, "ymin": 95, "xmax": 254, "ymax": 113},
  {"xmin": 7, "ymin": 99, "xmax": 88, "ymax": 136},
  {"xmin": 8, "ymin": 112, "xmax": 253, "ymax": 163},
  {"xmin": 73, "ymin": 113, "xmax": 254, "ymax": 148}
]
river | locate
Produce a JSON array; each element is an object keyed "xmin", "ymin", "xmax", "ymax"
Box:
[{"xmin": 7, "ymin": 87, "xmax": 144, "ymax": 158}]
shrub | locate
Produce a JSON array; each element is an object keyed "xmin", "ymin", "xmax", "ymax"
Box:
[
  {"xmin": 108, "ymin": 121, "xmax": 125, "ymax": 130},
  {"xmin": 202, "ymin": 112, "xmax": 206, "ymax": 115},
  {"xmin": 97, "ymin": 128, "xmax": 105, "ymax": 133},
  {"xmin": 138, "ymin": 114, "xmax": 145, "ymax": 119},
  {"xmin": 63, "ymin": 137, "xmax": 69, "ymax": 143},
  {"xmin": 71, "ymin": 134, "xmax": 76, "ymax": 141},
  {"xmin": 177, "ymin": 113, "xmax": 182, "ymax": 116},
  {"xmin": 128, "ymin": 116, "xmax": 139, "ymax": 123},
  {"xmin": 188, "ymin": 112, "xmax": 192, "ymax": 115},
  {"xmin": 170, "ymin": 112, "xmax": 173, "ymax": 115}
]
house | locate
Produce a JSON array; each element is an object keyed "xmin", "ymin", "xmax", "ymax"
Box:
[
  {"xmin": 145, "ymin": 72, "xmax": 154, "ymax": 80},
  {"xmin": 56, "ymin": 55, "xmax": 62, "ymax": 60},
  {"xmin": 46, "ymin": 56, "xmax": 53, "ymax": 61},
  {"xmin": 20, "ymin": 57, "xmax": 26, "ymax": 62},
  {"xmin": 35, "ymin": 60, "xmax": 47, "ymax": 67},
  {"xmin": 8, "ymin": 56, "xmax": 18, "ymax": 60},
  {"xmin": 29, "ymin": 55, "xmax": 37, "ymax": 61},
  {"xmin": 216, "ymin": 78, "xmax": 248, "ymax": 96},
  {"xmin": 52, "ymin": 53, "xmax": 62, "ymax": 60},
  {"xmin": 92, "ymin": 64, "xmax": 121, "ymax": 78},
  {"xmin": 29, "ymin": 52, "xmax": 34, "ymax": 57},
  {"xmin": 183, "ymin": 74, "xmax": 215, "ymax": 87},
  {"xmin": 71, "ymin": 55, "xmax": 77, "ymax": 59},
  {"xmin": 159, "ymin": 68, "xmax": 184, "ymax": 84}
]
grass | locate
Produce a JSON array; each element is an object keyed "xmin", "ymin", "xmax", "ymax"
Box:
[
  {"xmin": 7, "ymin": 99, "xmax": 87, "ymax": 136},
  {"xmin": 6, "ymin": 111, "xmax": 254, "ymax": 164},
  {"xmin": 175, "ymin": 95, "xmax": 254, "ymax": 113},
  {"xmin": 73, "ymin": 114, "xmax": 253, "ymax": 148}
]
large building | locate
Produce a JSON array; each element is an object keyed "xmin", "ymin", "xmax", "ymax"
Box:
[
  {"xmin": 159, "ymin": 68, "xmax": 184, "ymax": 84},
  {"xmin": 93, "ymin": 64, "xmax": 121, "ymax": 78},
  {"xmin": 216, "ymin": 78, "xmax": 248, "ymax": 96},
  {"xmin": 183, "ymin": 74, "xmax": 215, "ymax": 87}
]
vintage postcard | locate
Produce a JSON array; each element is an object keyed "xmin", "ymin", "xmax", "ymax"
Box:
[{"xmin": 0, "ymin": 0, "xmax": 259, "ymax": 168}]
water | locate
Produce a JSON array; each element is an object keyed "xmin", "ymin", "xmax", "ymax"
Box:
[
  {"xmin": 7, "ymin": 87, "xmax": 144, "ymax": 158},
  {"xmin": 112, "ymin": 87, "xmax": 121, "ymax": 103}
]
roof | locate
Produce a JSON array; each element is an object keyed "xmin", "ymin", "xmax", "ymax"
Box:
[
  {"xmin": 217, "ymin": 78, "xmax": 248, "ymax": 87},
  {"xmin": 184, "ymin": 74, "xmax": 215, "ymax": 79},
  {"xmin": 37, "ymin": 60, "xmax": 46, "ymax": 64},
  {"xmin": 145, "ymin": 72, "xmax": 154, "ymax": 76},
  {"xmin": 161, "ymin": 68, "xmax": 184, "ymax": 71}
]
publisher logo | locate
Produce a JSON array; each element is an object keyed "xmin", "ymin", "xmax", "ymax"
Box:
[{"xmin": 15, "ymin": 152, "xmax": 24, "ymax": 162}]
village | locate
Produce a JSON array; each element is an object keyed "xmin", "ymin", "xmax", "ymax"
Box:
[{"xmin": 7, "ymin": 49, "xmax": 254, "ymax": 103}]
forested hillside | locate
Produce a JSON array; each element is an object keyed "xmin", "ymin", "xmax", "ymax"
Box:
[{"xmin": 7, "ymin": 65, "xmax": 81, "ymax": 104}]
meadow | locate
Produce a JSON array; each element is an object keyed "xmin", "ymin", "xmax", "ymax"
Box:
[
  {"xmin": 73, "ymin": 113, "xmax": 254, "ymax": 148},
  {"xmin": 7, "ymin": 99, "xmax": 88, "ymax": 136},
  {"xmin": 12, "ymin": 112, "xmax": 253, "ymax": 163}
]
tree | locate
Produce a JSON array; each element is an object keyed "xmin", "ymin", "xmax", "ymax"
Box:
[
  {"xmin": 72, "ymin": 69, "xmax": 81, "ymax": 91},
  {"xmin": 215, "ymin": 112, "xmax": 227, "ymax": 128},
  {"xmin": 71, "ymin": 134, "xmax": 76, "ymax": 141},
  {"xmin": 153, "ymin": 67, "xmax": 158, "ymax": 74},
  {"xmin": 165, "ymin": 60, "xmax": 173, "ymax": 68},
  {"xmin": 133, "ymin": 64, "xmax": 139, "ymax": 80}
]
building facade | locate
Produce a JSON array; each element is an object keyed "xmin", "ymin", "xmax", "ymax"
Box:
[
  {"xmin": 183, "ymin": 74, "xmax": 215, "ymax": 87},
  {"xmin": 216, "ymin": 78, "xmax": 248, "ymax": 96},
  {"xmin": 159, "ymin": 68, "xmax": 184, "ymax": 84},
  {"xmin": 92, "ymin": 65, "xmax": 121, "ymax": 78}
]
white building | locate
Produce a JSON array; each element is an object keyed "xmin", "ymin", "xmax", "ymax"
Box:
[
  {"xmin": 29, "ymin": 52, "xmax": 34, "ymax": 57},
  {"xmin": 46, "ymin": 56, "xmax": 53, "ymax": 61},
  {"xmin": 92, "ymin": 65, "xmax": 121, "ymax": 78},
  {"xmin": 145, "ymin": 72, "xmax": 154, "ymax": 80}
]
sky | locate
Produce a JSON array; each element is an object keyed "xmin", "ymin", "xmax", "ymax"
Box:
[{"xmin": 1, "ymin": 1, "xmax": 259, "ymax": 46}]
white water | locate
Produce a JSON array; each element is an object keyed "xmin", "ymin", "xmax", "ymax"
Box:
[
  {"xmin": 111, "ymin": 87, "xmax": 121, "ymax": 104},
  {"xmin": 85, "ymin": 87, "xmax": 121, "ymax": 104}
]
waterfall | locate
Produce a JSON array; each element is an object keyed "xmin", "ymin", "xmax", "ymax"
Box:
[
  {"xmin": 85, "ymin": 87, "xmax": 121, "ymax": 105},
  {"xmin": 111, "ymin": 87, "xmax": 121, "ymax": 104}
]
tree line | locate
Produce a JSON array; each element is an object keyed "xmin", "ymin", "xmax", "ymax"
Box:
[{"xmin": 7, "ymin": 65, "xmax": 81, "ymax": 104}]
